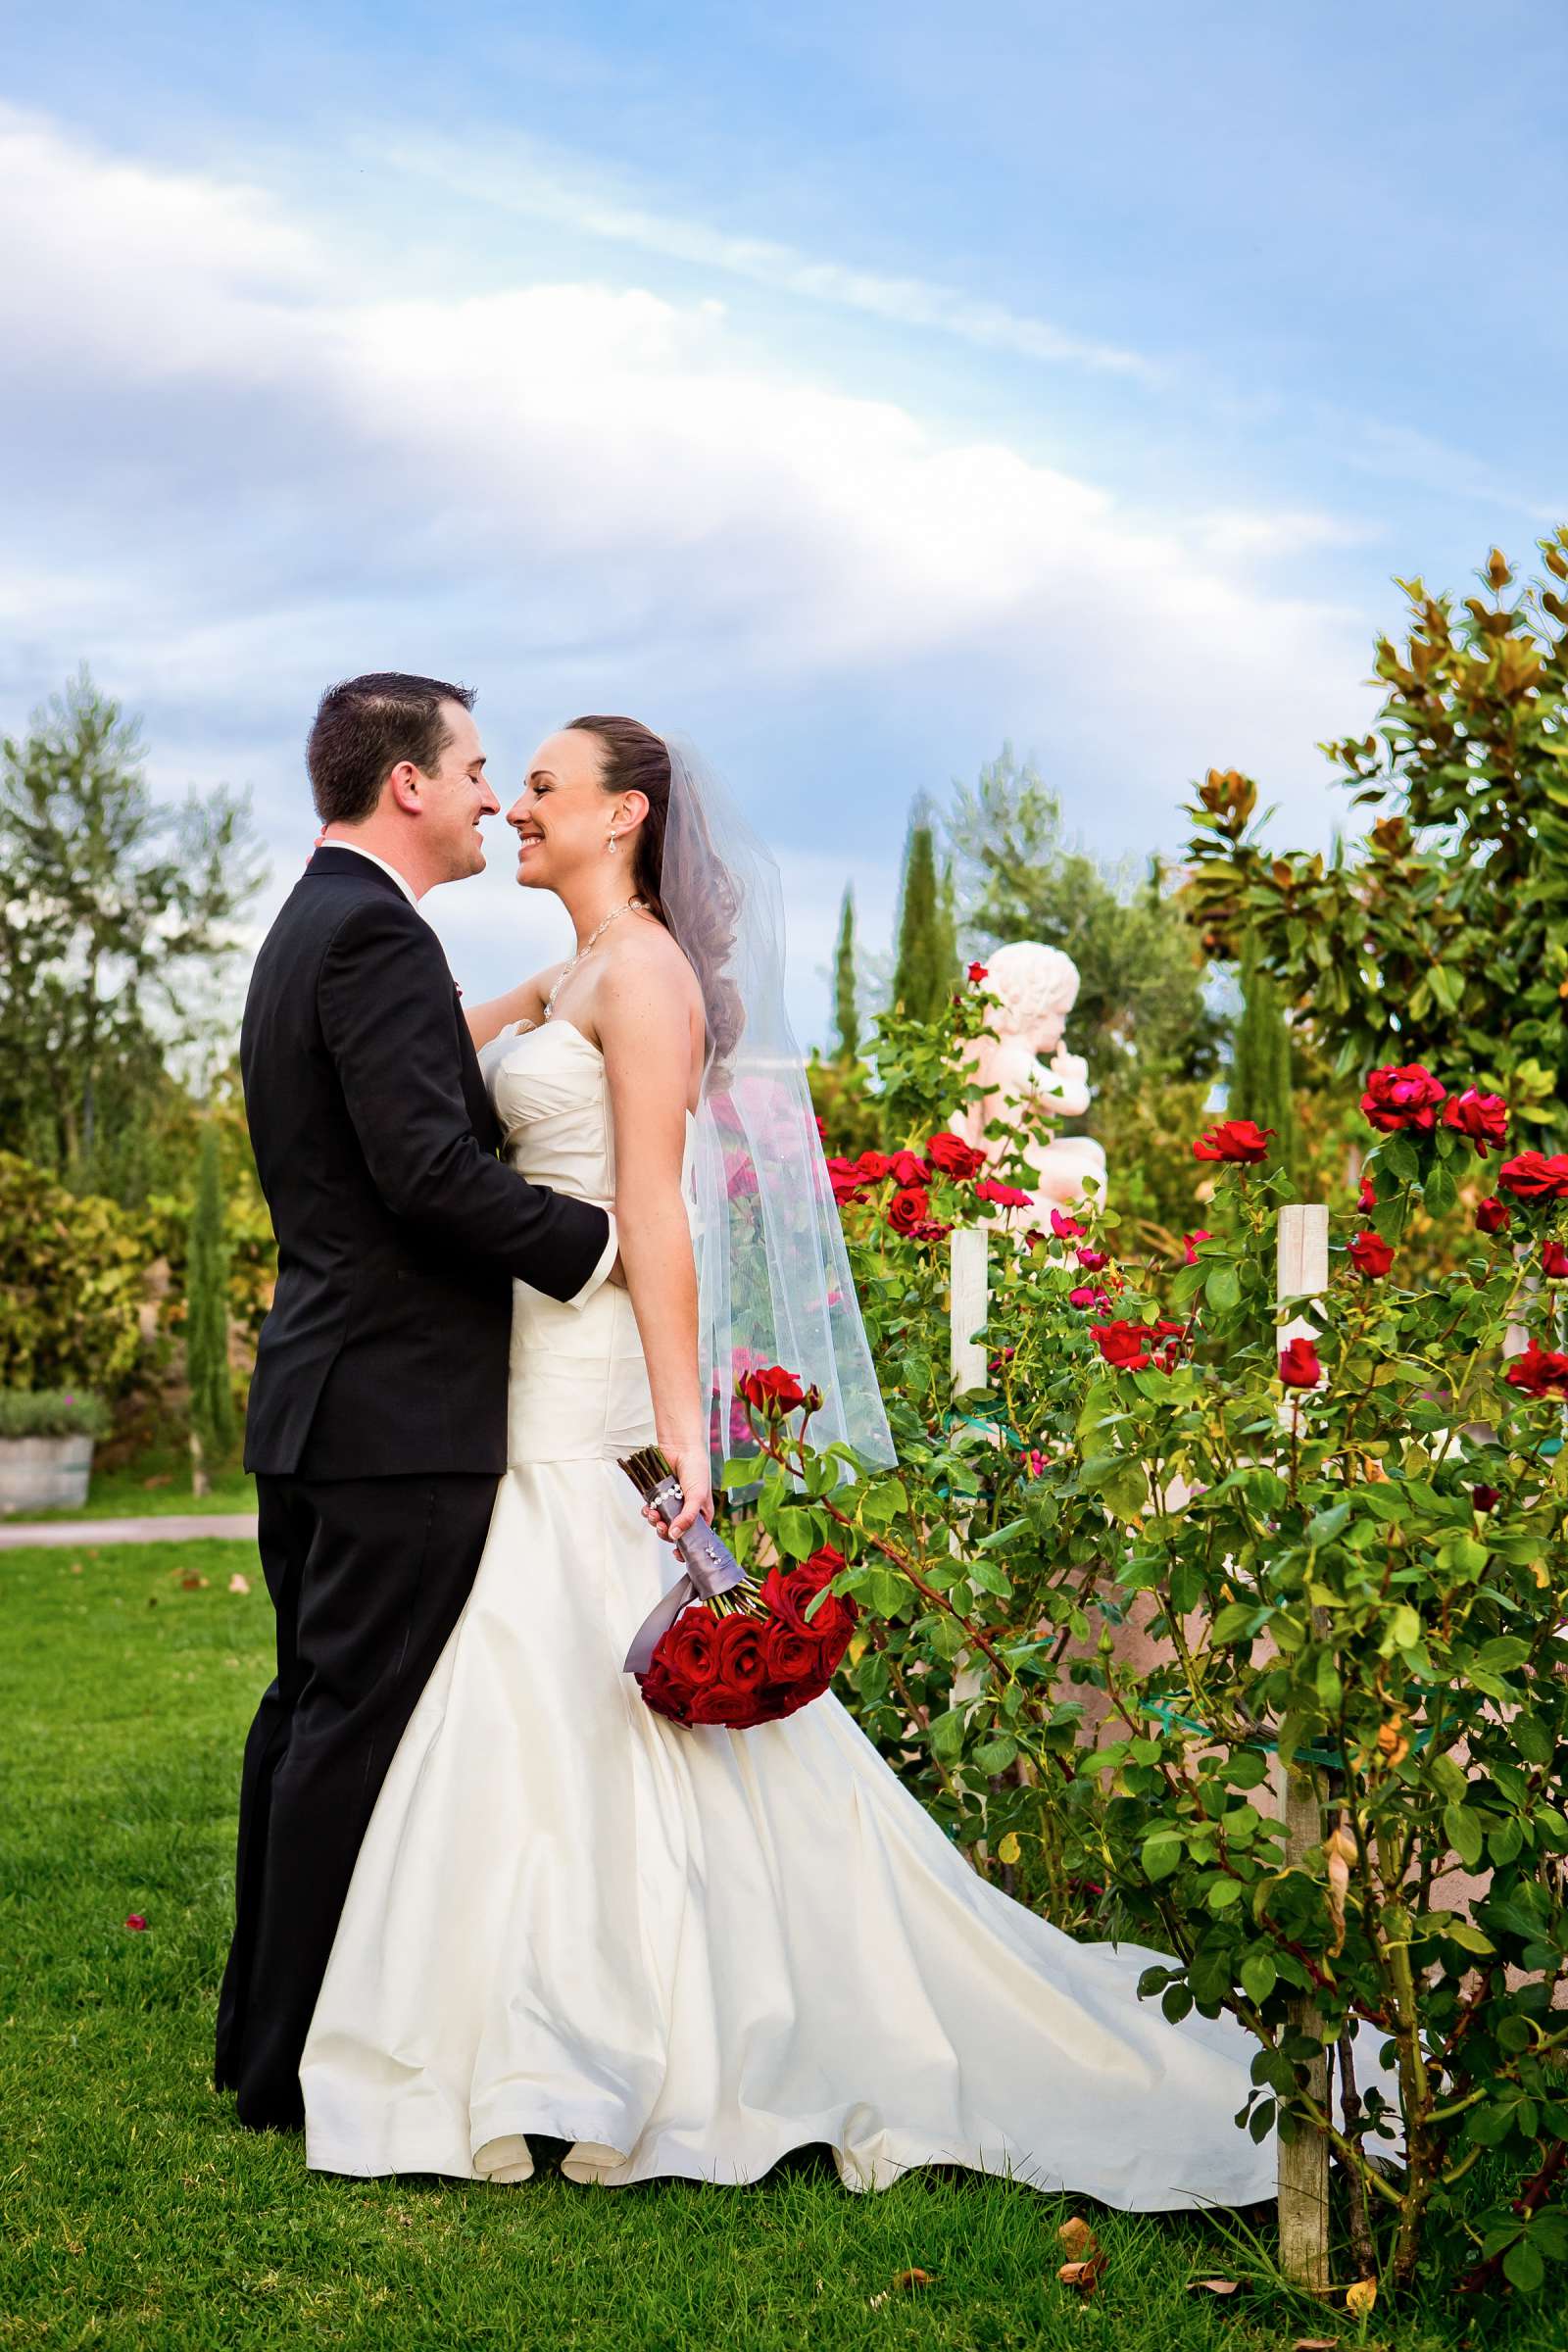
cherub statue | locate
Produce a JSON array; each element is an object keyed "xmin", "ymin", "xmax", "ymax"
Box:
[{"xmin": 948, "ymin": 942, "xmax": 1107, "ymax": 1220}]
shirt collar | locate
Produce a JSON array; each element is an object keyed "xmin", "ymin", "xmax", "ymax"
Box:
[{"xmin": 321, "ymin": 839, "xmax": 420, "ymax": 908}]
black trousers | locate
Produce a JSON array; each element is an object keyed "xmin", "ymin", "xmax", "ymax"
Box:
[{"xmin": 214, "ymin": 1470, "xmax": 500, "ymax": 2130}]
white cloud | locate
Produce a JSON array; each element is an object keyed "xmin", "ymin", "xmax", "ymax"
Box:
[
  {"xmin": 391, "ymin": 135, "xmax": 1159, "ymax": 380},
  {"xmin": 0, "ymin": 104, "xmax": 1380, "ymax": 1036}
]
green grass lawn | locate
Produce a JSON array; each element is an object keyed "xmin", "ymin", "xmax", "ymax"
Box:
[{"xmin": 0, "ymin": 1539, "xmax": 1554, "ymax": 2351}]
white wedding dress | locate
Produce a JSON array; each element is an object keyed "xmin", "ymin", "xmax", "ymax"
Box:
[{"xmin": 300, "ymin": 1018, "xmax": 1274, "ymax": 2208}]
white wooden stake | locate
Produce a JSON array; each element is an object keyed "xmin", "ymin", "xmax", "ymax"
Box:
[
  {"xmin": 950, "ymin": 1225, "xmax": 990, "ymax": 1396},
  {"xmin": 1276, "ymin": 1201, "xmax": 1331, "ymax": 2291}
]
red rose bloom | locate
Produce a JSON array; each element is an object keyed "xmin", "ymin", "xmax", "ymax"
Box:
[
  {"xmin": 967, "ymin": 961, "xmax": 989, "ymax": 984},
  {"xmin": 925, "ymin": 1131, "xmax": 987, "ymax": 1180},
  {"xmin": 1544, "ymin": 1243, "xmax": 1568, "ymax": 1278},
  {"xmin": 717, "ymin": 1615, "xmax": 770, "ymax": 1691},
  {"xmin": 1075, "ymin": 1246, "xmax": 1108, "ymax": 1270},
  {"xmin": 887, "ymin": 1184, "xmax": 930, "ymax": 1234},
  {"xmin": 975, "ymin": 1178, "xmax": 1032, "ymax": 1208},
  {"xmin": 1193, "ymin": 1118, "xmax": 1275, "ymax": 1163},
  {"xmin": 1091, "ymin": 1320, "xmax": 1152, "ymax": 1372},
  {"xmin": 1068, "ymin": 1285, "xmax": 1109, "ymax": 1309},
  {"xmin": 1182, "ymin": 1229, "xmax": 1211, "ymax": 1264},
  {"xmin": 1443, "ymin": 1088, "xmax": 1509, "ymax": 1157},
  {"xmin": 1279, "ymin": 1337, "xmax": 1323, "ymax": 1388},
  {"xmin": 1471, "ymin": 1485, "xmax": 1502, "ymax": 1512},
  {"xmin": 856, "ymin": 1149, "xmax": 893, "ymax": 1182},
  {"xmin": 1506, "ymin": 1342, "xmax": 1568, "ymax": 1398},
  {"xmin": 1051, "ymin": 1209, "xmax": 1083, "ymax": 1238},
  {"xmin": 1360, "ymin": 1063, "xmax": 1447, "ymax": 1133},
  {"xmin": 690, "ymin": 1679, "xmax": 769, "ymax": 1727},
  {"xmin": 663, "ymin": 1608, "xmax": 723, "ymax": 1689},
  {"xmin": 886, "ymin": 1149, "xmax": 931, "ymax": 1187},
  {"xmin": 1498, "ymin": 1152, "xmax": 1568, "ymax": 1203},
  {"xmin": 738, "ymin": 1363, "xmax": 808, "ymax": 1414},
  {"xmin": 638, "ymin": 1657, "xmax": 693, "ymax": 1724},
  {"xmin": 1357, "ymin": 1175, "xmax": 1377, "ymax": 1213},
  {"xmin": 1348, "ymin": 1230, "xmax": 1395, "ymax": 1278},
  {"xmin": 1476, "ymin": 1197, "xmax": 1511, "ymax": 1235},
  {"xmin": 763, "ymin": 1624, "xmax": 823, "ymax": 1684}
]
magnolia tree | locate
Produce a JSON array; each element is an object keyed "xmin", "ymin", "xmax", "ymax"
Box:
[{"xmin": 722, "ymin": 978, "xmax": 1568, "ymax": 2304}]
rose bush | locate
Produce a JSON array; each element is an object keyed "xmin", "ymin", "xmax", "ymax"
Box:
[{"xmin": 720, "ymin": 988, "xmax": 1568, "ymax": 2305}]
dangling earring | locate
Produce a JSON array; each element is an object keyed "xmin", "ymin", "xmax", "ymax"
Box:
[{"xmin": 606, "ymin": 830, "xmax": 619, "ymax": 856}]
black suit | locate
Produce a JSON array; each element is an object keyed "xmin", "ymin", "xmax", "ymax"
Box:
[{"xmin": 216, "ymin": 846, "xmax": 610, "ymax": 2129}]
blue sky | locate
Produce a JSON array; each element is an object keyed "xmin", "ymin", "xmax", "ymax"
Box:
[{"xmin": 5, "ymin": 1, "xmax": 1565, "ymax": 1039}]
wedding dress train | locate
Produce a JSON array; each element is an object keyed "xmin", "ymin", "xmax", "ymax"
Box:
[{"xmin": 300, "ymin": 1017, "xmax": 1273, "ymax": 2209}]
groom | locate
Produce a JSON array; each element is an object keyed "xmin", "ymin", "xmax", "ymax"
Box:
[{"xmin": 216, "ymin": 673, "xmax": 617, "ymax": 2132}]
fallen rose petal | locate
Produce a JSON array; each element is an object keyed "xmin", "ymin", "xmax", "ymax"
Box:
[
  {"xmin": 1344, "ymin": 2278, "xmax": 1377, "ymax": 2321},
  {"xmin": 1190, "ymin": 2279, "xmax": 1240, "ymax": 2295},
  {"xmin": 124, "ymin": 1915, "xmax": 147, "ymax": 1932},
  {"xmin": 227, "ymin": 1572, "xmax": 251, "ymax": 1594},
  {"xmin": 891, "ymin": 2269, "xmax": 932, "ymax": 2291},
  {"xmin": 1056, "ymin": 2217, "xmax": 1100, "ymax": 2260},
  {"xmin": 1056, "ymin": 2259, "xmax": 1106, "ymax": 2295}
]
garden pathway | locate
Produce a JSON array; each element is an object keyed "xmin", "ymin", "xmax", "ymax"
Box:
[{"xmin": 0, "ymin": 1513, "xmax": 258, "ymax": 1549}]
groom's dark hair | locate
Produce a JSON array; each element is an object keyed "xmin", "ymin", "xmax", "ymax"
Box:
[{"xmin": 308, "ymin": 673, "xmax": 476, "ymax": 825}]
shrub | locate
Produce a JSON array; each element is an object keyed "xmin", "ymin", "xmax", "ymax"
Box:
[
  {"xmin": 0, "ymin": 1389, "xmax": 110, "ymax": 1440},
  {"xmin": 733, "ymin": 982, "xmax": 1568, "ymax": 2302},
  {"xmin": 0, "ymin": 1152, "xmax": 146, "ymax": 1395}
]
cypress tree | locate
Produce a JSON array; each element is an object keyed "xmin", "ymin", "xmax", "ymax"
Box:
[
  {"xmin": 1230, "ymin": 933, "xmax": 1298, "ymax": 1183},
  {"xmin": 892, "ymin": 810, "xmax": 949, "ymax": 1022},
  {"xmin": 185, "ymin": 1124, "xmax": 234, "ymax": 1494},
  {"xmin": 832, "ymin": 884, "xmax": 859, "ymax": 1063}
]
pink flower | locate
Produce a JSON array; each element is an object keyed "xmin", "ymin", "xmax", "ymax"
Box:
[
  {"xmin": 1025, "ymin": 1448, "xmax": 1047, "ymax": 1478},
  {"xmin": 1075, "ymin": 1246, "xmax": 1108, "ymax": 1271},
  {"xmin": 975, "ymin": 1179, "xmax": 1033, "ymax": 1209},
  {"xmin": 1068, "ymin": 1285, "xmax": 1110, "ymax": 1310},
  {"xmin": 1051, "ymin": 1209, "xmax": 1084, "ymax": 1239}
]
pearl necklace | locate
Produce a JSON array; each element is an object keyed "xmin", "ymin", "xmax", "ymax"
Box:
[{"xmin": 544, "ymin": 898, "xmax": 647, "ymax": 1022}]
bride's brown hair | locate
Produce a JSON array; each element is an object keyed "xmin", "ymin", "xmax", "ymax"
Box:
[{"xmin": 566, "ymin": 714, "xmax": 743, "ymax": 1067}]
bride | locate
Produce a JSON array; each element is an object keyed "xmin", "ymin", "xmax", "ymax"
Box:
[{"xmin": 299, "ymin": 714, "xmax": 1273, "ymax": 2209}]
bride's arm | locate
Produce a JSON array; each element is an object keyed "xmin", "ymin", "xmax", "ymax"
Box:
[
  {"xmin": 596, "ymin": 946, "xmax": 710, "ymax": 1542},
  {"xmin": 464, "ymin": 965, "xmax": 564, "ymax": 1052}
]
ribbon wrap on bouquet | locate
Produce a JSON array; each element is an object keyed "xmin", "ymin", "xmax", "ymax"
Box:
[{"xmin": 621, "ymin": 1471, "xmax": 750, "ymax": 1675}]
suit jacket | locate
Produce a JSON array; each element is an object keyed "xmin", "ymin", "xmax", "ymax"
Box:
[{"xmin": 240, "ymin": 846, "xmax": 611, "ymax": 1478}]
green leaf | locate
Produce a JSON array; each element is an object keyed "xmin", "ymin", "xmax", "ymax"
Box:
[
  {"xmin": 965, "ymin": 1554, "xmax": 1013, "ymax": 1598},
  {"xmin": 1203, "ymin": 1261, "xmax": 1242, "ymax": 1314},
  {"xmin": 1444, "ymin": 1923, "xmax": 1496, "ymax": 1955},
  {"xmin": 1423, "ymin": 1156, "xmax": 1457, "ymax": 1217},
  {"xmin": 1207, "ymin": 1877, "xmax": 1244, "ymax": 1911},
  {"xmin": 1142, "ymin": 1832, "xmax": 1182, "ymax": 1882},
  {"xmin": 1445, "ymin": 1802, "xmax": 1485, "ymax": 1868},
  {"xmin": 1100, "ymin": 1458, "xmax": 1149, "ymax": 1523},
  {"xmin": 927, "ymin": 1706, "xmax": 966, "ymax": 1761},
  {"xmin": 1240, "ymin": 1951, "xmax": 1278, "ymax": 2004},
  {"xmin": 1504, "ymin": 2237, "xmax": 1545, "ymax": 2294},
  {"xmin": 973, "ymin": 1735, "xmax": 1018, "ymax": 1775},
  {"xmin": 773, "ymin": 1506, "xmax": 817, "ymax": 1560}
]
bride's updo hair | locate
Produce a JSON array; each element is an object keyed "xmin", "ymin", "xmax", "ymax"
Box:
[{"xmin": 566, "ymin": 715, "xmax": 743, "ymax": 1067}]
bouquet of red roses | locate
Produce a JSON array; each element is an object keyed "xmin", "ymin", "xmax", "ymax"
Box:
[{"xmin": 637, "ymin": 1547, "xmax": 858, "ymax": 1729}]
